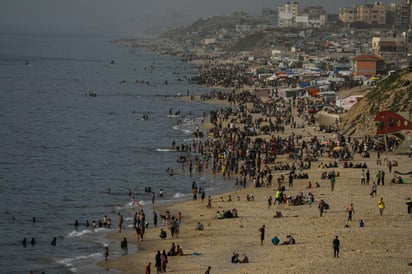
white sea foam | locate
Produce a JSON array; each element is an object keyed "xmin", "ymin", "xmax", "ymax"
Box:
[
  {"xmin": 67, "ymin": 227, "xmax": 111, "ymax": 238},
  {"xmin": 94, "ymin": 227, "xmax": 111, "ymax": 233},
  {"xmin": 67, "ymin": 229, "xmax": 94, "ymax": 238},
  {"xmin": 57, "ymin": 252, "xmax": 102, "ymax": 268},
  {"xmin": 173, "ymin": 192, "xmax": 186, "ymax": 198},
  {"xmin": 182, "ymin": 117, "xmax": 193, "ymax": 124},
  {"xmin": 156, "ymin": 148, "xmax": 175, "ymax": 152}
]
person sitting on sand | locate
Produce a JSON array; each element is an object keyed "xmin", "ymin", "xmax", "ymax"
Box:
[
  {"xmin": 240, "ymin": 254, "xmax": 249, "ymax": 263},
  {"xmin": 271, "ymin": 235, "xmax": 280, "ymax": 245},
  {"xmin": 274, "ymin": 211, "xmax": 283, "ymax": 218},
  {"xmin": 223, "ymin": 209, "xmax": 233, "ymax": 218},
  {"xmin": 167, "ymin": 242, "xmax": 176, "ymax": 256},
  {"xmin": 176, "ymin": 244, "xmax": 184, "ymax": 256},
  {"xmin": 231, "ymin": 253, "xmax": 241, "ymax": 263},
  {"xmin": 232, "ymin": 208, "xmax": 238, "ymax": 217},
  {"xmin": 196, "ymin": 222, "xmax": 204, "ymax": 231},
  {"xmin": 159, "ymin": 229, "xmax": 167, "ymax": 240},
  {"xmin": 281, "ymin": 235, "xmax": 296, "ymax": 245},
  {"xmin": 215, "ymin": 211, "xmax": 223, "ymax": 219}
]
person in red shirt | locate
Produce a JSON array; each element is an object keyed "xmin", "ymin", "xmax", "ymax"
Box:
[{"xmin": 145, "ymin": 262, "xmax": 151, "ymax": 274}]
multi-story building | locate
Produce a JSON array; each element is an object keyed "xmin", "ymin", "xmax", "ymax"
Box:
[
  {"xmin": 339, "ymin": 2, "xmax": 386, "ymax": 25},
  {"xmin": 339, "ymin": 7, "xmax": 355, "ymax": 23},
  {"xmin": 295, "ymin": 6, "xmax": 328, "ymax": 28},
  {"xmin": 278, "ymin": 3, "xmax": 327, "ymax": 28},
  {"xmin": 278, "ymin": 2, "xmax": 299, "ymax": 27},
  {"xmin": 371, "ymin": 36, "xmax": 407, "ymax": 59},
  {"xmin": 389, "ymin": 1, "xmax": 411, "ymax": 30}
]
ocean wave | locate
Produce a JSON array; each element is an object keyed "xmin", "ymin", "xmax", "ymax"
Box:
[
  {"xmin": 56, "ymin": 252, "xmax": 102, "ymax": 270},
  {"xmin": 67, "ymin": 229, "xmax": 94, "ymax": 238},
  {"xmin": 67, "ymin": 227, "xmax": 111, "ymax": 237}
]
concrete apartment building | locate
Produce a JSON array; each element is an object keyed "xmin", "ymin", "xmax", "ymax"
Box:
[
  {"xmin": 372, "ymin": 36, "xmax": 407, "ymax": 59},
  {"xmin": 278, "ymin": 2, "xmax": 327, "ymax": 28},
  {"xmin": 278, "ymin": 2, "xmax": 299, "ymax": 27},
  {"xmin": 296, "ymin": 6, "xmax": 328, "ymax": 28},
  {"xmin": 339, "ymin": 2, "xmax": 386, "ymax": 25},
  {"xmin": 389, "ymin": 1, "xmax": 412, "ymax": 30}
]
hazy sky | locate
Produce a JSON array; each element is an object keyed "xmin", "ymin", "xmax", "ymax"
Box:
[{"xmin": 0, "ymin": 0, "xmax": 395, "ymax": 34}]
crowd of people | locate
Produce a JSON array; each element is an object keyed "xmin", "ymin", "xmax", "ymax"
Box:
[{"xmin": 100, "ymin": 61, "xmax": 410, "ymax": 272}]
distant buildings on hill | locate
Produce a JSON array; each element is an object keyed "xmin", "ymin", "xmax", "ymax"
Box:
[{"xmin": 275, "ymin": 1, "xmax": 412, "ymax": 31}]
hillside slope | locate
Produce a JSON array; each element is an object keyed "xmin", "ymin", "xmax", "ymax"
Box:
[{"xmin": 340, "ymin": 68, "xmax": 412, "ymax": 137}]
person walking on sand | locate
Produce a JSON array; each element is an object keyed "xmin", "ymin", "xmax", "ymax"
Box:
[
  {"xmin": 346, "ymin": 203, "xmax": 354, "ymax": 221},
  {"xmin": 160, "ymin": 250, "xmax": 168, "ymax": 273},
  {"xmin": 366, "ymin": 169, "xmax": 370, "ymax": 185},
  {"xmin": 155, "ymin": 250, "xmax": 161, "ymax": 273},
  {"xmin": 259, "ymin": 225, "xmax": 265, "ymax": 245},
  {"xmin": 333, "ymin": 236, "xmax": 340, "ymax": 258},
  {"xmin": 205, "ymin": 266, "xmax": 211, "ymax": 274},
  {"xmin": 117, "ymin": 212, "xmax": 123, "ymax": 232},
  {"xmin": 378, "ymin": 197, "xmax": 385, "ymax": 216},
  {"xmin": 207, "ymin": 195, "xmax": 212, "ymax": 208},
  {"xmin": 376, "ymin": 170, "xmax": 382, "ymax": 185},
  {"xmin": 370, "ymin": 182, "xmax": 377, "ymax": 197},
  {"xmin": 318, "ymin": 199, "xmax": 326, "ymax": 217},
  {"xmin": 360, "ymin": 169, "xmax": 366, "ymax": 184},
  {"xmin": 330, "ymin": 174, "xmax": 336, "ymax": 191}
]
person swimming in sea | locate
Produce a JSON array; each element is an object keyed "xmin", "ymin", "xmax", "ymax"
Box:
[{"xmin": 51, "ymin": 237, "xmax": 56, "ymax": 246}]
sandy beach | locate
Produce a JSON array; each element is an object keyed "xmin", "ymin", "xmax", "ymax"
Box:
[{"xmin": 98, "ymin": 93, "xmax": 412, "ymax": 274}]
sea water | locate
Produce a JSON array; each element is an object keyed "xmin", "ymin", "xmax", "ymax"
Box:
[{"xmin": 0, "ymin": 31, "xmax": 235, "ymax": 273}]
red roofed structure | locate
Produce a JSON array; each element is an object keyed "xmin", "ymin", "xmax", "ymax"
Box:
[
  {"xmin": 375, "ymin": 111, "xmax": 412, "ymax": 135},
  {"xmin": 375, "ymin": 111, "xmax": 412, "ymax": 153},
  {"xmin": 352, "ymin": 55, "xmax": 385, "ymax": 76}
]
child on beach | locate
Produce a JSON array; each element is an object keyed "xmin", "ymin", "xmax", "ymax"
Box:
[
  {"xmin": 378, "ymin": 197, "xmax": 385, "ymax": 216},
  {"xmin": 207, "ymin": 196, "xmax": 212, "ymax": 208}
]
